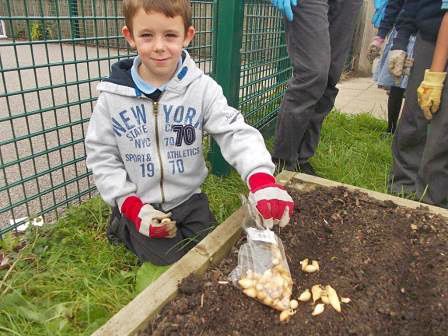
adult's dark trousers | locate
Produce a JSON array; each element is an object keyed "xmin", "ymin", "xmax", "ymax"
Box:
[
  {"xmin": 389, "ymin": 34, "xmax": 448, "ymax": 208},
  {"xmin": 273, "ymin": 0, "xmax": 362, "ymax": 164},
  {"xmin": 107, "ymin": 193, "xmax": 216, "ymax": 265}
]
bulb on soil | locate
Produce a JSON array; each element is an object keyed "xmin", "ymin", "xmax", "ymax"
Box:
[
  {"xmin": 311, "ymin": 285, "xmax": 323, "ymax": 303},
  {"xmin": 300, "ymin": 258, "xmax": 309, "ymax": 271},
  {"xmin": 341, "ymin": 297, "xmax": 351, "ymax": 304},
  {"xmin": 304, "ymin": 264, "xmax": 319, "ymax": 273},
  {"xmin": 279, "ymin": 309, "xmax": 295, "ymax": 322},
  {"xmin": 312, "ymin": 303, "xmax": 325, "ymax": 316},
  {"xmin": 289, "ymin": 299, "xmax": 299, "ymax": 309},
  {"xmin": 325, "ymin": 285, "xmax": 341, "ymax": 312},
  {"xmin": 298, "ymin": 289, "xmax": 311, "ymax": 302},
  {"xmin": 320, "ymin": 293, "xmax": 330, "ymax": 304}
]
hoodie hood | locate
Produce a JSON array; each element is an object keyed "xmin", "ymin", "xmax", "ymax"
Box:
[{"xmin": 98, "ymin": 50, "xmax": 203, "ymax": 98}]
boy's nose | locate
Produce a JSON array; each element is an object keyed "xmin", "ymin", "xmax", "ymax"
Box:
[{"xmin": 154, "ymin": 37, "xmax": 165, "ymax": 51}]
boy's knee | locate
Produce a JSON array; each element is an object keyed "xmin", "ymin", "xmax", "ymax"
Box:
[{"xmin": 137, "ymin": 248, "xmax": 187, "ymax": 266}]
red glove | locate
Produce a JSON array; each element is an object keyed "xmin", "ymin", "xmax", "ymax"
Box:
[
  {"xmin": 121, "ymin": 196, "xmax": 177, "ymax": 238},
  {"xmin": 248, "ymin": 173, "xmax": 294, "ymax": 228}
]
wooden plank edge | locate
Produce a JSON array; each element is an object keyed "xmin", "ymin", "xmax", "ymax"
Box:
[
  {"xmin": 284, "ymin": 172, "xmax": 448, "ymax": 218},
  {"xmin": 92, "ymin": 207, "xmax": 245, "ymax": 336}
]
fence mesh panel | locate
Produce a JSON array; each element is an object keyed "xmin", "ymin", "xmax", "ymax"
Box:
[
  {"xmin": 0, "ymin": 0, "xmax": 216, "ymax": 235},
  {"xmin": 240, "ymin": 1, "xmax": 290, "ymax": 129},
  {"xmin": 0, "ymin": 0, "xmax": 291, "ymax": 235}
]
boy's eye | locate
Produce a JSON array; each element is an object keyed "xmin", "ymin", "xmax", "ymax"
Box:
[
  {"xmin": 140, "ymin": 33, "xmax": 152, "ymax": 38},
  {"xmin": 166, "ymin": 33, "xmax": 178, "ymax": 38}
]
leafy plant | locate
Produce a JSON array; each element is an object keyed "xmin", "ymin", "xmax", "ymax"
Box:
[
  {"xmin": 135, "ymin": 263, "xmax": 169, "ymax": 294},
  {"xmin": 30, "ymin": 22, "xmax": 52, "ymax": 40}
]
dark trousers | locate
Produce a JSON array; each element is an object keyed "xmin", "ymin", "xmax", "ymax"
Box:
[
  {"xmin": 107, "ymin": 193, "xmax": 216, "ymax": 265},
  {"xmin": 387, "ymin": 86, "xmax": 405, "ymax": 133},
  {"xmin": 389, "ymin": 34, "xmax": 448, "ymax": 208},
  {"xmin": 273, "ymin": 0, "xmax": 362, "ymax": 164}
]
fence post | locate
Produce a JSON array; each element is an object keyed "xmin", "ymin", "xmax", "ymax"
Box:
[
  {"xmin": 208, "ymin": 0, "xmax": 244, "ymax": 176},
  {"xmin": 68, "ymin": 0, "xmax": 80, "ymax": 39}
]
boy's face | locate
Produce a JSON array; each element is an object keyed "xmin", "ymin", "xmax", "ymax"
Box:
[{"xmin": 122, "ymin": 9, "xmax": 195, "ymax": 86}]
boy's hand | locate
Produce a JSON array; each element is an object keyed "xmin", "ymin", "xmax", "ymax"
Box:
[
  {"xmin": 271, "ymin": 0, "xmax": 298, "ymax": 22},
  {"xmin": 417, "ymin": 70, "xmax": 447, "ymax": 120},
  {"xmin": 121, "ymin": 196, "xmax": 177, "ymax": 238},
  {"xmin": 248, "ymin": 173, "xmax": 294, "ymax": 229},
  {"xmin": 367, "ymin": 36, "xmax": 384, "ymax": 63}
]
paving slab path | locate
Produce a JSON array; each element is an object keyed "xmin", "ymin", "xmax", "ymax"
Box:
[{"xmin": 335, "ymin": 76, "xmax": 389, "ymax": 120}]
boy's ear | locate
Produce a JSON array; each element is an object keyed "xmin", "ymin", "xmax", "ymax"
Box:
[
  {"xmin": 183, "ymin": 26, "xmax": 196, "ymax": 48},
  {"xmin": 122, "ymin": 26, "xmax": 136, "ymax": 49}
]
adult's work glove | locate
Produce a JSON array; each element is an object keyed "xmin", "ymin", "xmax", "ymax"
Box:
[
  {"xmin": 367, "ymin": 36, "xmax": 384, "ymax": 63},
  {"xmin": 271, "ymin": 0, "xmax": 298, "ymax": 22},
  {"xmin": 417, "ymin": 69, "xmax": 447, "ymax": 120},
  {"xmin": 248, "ymin": 172, "xmax": 294, "ymax": 229},
  {"xmin": 121, "ymin": 196, "xmax": 177, "ymax": 238},
  {"xmin": 388, "ymin": 49, "xmax": 407, "ymax": 80}
]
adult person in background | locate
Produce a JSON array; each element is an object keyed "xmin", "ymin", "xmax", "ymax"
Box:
[
  {"xmin": 371, "ymin": 0, "xmax": 389, "ymax": 29},
  {"xmin": 270, "ymin": 0, "xmax": 363, "ymax": 175},
  {"xmin": 388, "ymin": 0, "xmax": 448, "ymax": 208},
  {"xmin": 367, "ymin": 0, "xmax": 415, "ymax": 134}
]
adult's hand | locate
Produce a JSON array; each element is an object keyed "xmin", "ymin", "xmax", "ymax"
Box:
[
  {"xmin": 388, "ymin": 50, "xmax": 407, "ymax": 80},
  {"xmin": 417, "ymin": 69, "xmax": 447, "ymax": 120},
  {"xmin": 271, "ymin": 0, "xmax": 298, "ymax": 22},
  {"xmin": 367, "ymin": 36, "xmax": 384, "ymax": 63}
]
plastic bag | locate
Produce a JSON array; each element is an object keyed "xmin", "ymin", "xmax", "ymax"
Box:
[{"xmin": 229, "ymin": 197, "xmax": 293, "ymax": 311}]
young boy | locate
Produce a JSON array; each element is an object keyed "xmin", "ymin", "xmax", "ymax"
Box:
[
  {"xmin": 388, "ymin": 0, "xmax": 448, "ymax": 208},
  {"xmin": 85, "ymin": 0, "xmax": 294, "ymax": 265}
]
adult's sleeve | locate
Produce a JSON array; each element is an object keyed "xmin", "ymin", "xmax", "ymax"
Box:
[
  {"xmin": 392, "ymin": 0, "xmax": 418, "ymax": 51},
  {"xmin": 85, "ymin": 93, "xmax": 138, "ymax": 207},
  {"xmin": 377, "ymin": 0, "xmax": 405, "ymax": 38}
]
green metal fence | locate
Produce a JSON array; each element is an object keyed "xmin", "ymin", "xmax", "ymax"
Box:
[{"xmin": 0, "ymin": 0, "xmax": 290, "ymax": 236}]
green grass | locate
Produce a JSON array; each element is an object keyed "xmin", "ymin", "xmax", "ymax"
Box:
[
  {"xmin": 0, "ymin": 111, "xmax": 392, "ymax": 335},
  {"xmin": 312, "ymin": 111, "xmax": 392, "ymax": 193}
]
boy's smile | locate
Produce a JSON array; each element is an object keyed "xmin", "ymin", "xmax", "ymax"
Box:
[{"xmin": 122, "ymin": 9, "xmax": 195, "ymax": 87}]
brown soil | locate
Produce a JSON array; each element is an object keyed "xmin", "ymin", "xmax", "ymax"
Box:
[{"xmin": 141, "ymin": 186, "xmax": 448, "ymax": 336}]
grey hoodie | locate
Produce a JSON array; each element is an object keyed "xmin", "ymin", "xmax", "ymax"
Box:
[{"xmin": 85, "ymin": 51, "xmax": 274, "ymax": 211}]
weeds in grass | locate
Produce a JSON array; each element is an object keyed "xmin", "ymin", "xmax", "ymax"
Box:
[{"xmin": 0, "ymin": 198, "xmax": 139, "ymax": 335}]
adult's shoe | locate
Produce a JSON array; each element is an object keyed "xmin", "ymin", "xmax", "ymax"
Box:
[
  {"xmin": 273, "ymin": 158, "xmax": 299, "ymax": 176},
  {"xmin": 299, "ymin": 162, "xmax": 317, "ymax": 176}
]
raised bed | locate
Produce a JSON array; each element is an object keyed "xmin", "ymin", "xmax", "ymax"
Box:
[{"xmin": 93, "ymin": 171, "xmax": 448, "ymax": 336}]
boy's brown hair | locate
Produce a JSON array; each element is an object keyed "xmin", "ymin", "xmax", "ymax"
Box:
[{"xmin": 123, "ymin": 0, "xmax": 192, "ymax": 34}]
